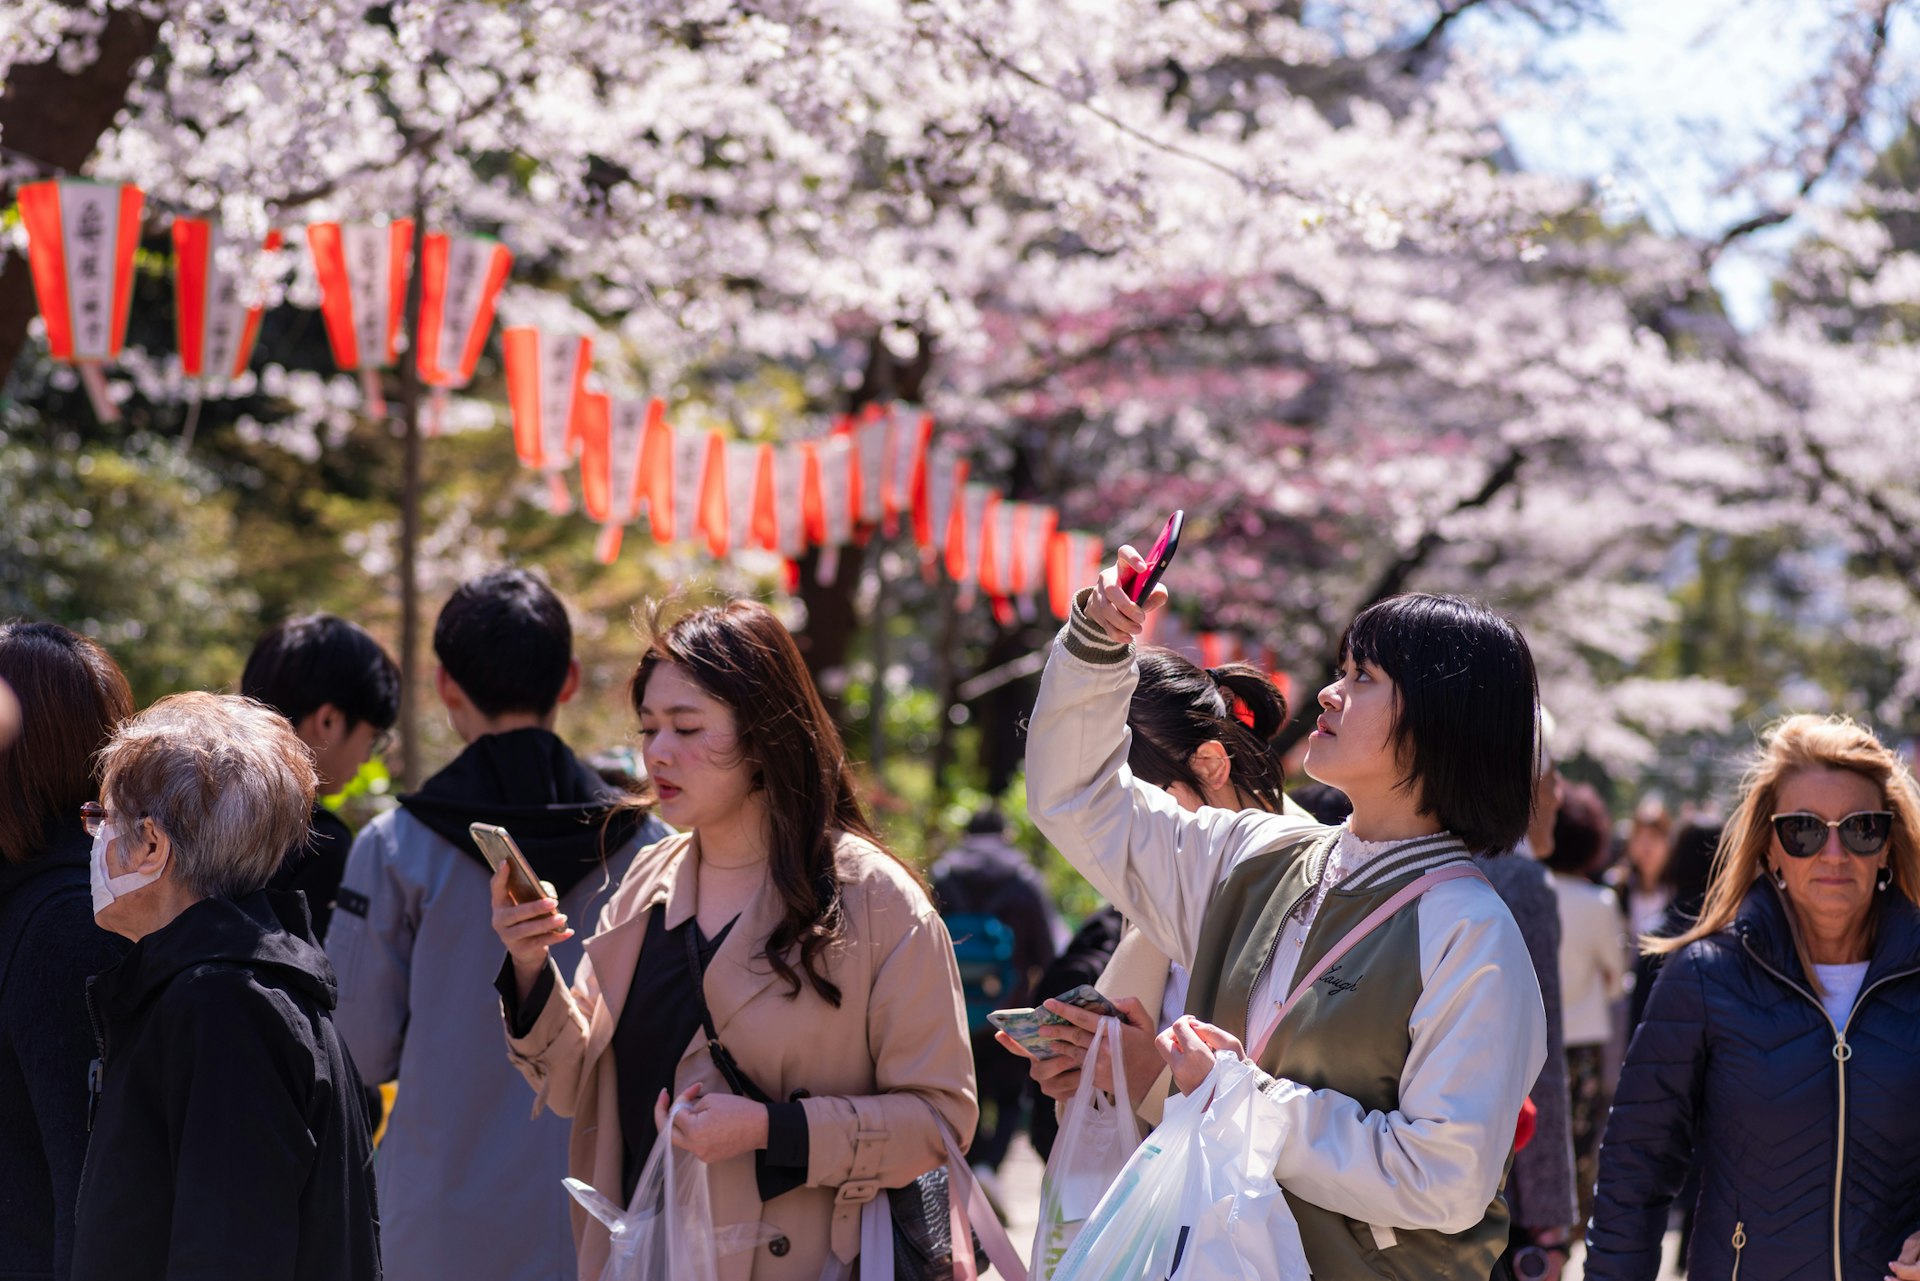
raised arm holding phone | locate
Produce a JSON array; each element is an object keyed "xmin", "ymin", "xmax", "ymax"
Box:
[{"xmin": 1023, "ymin": 533, "xmax": 1548, "ymax": 1281}]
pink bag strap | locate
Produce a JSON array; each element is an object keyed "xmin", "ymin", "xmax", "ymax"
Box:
[{"xmin": 1250, "ymin": 861, "xmax": 1487, "ymax": 1062}]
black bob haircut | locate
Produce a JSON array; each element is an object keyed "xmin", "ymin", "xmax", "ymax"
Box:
[
  {"xmin": 1127, "ymin": 647, "xmax": 1289, "ymax": 815},
  {"xmin": 1339, "ymin": 593, "xmax": 1538, "ymax": 854},
  {"xmin": 241, "ymin": 613, "xmax": 400, "ymax": 731},
  {"xmin": 433, "ymin": 568, "xmax": 572, "ymax": 719}
]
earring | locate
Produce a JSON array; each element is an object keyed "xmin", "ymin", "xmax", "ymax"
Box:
[
  {"xmin": 1769, "ymin": 864, "xmax": 1787, "ymax": 890},
  {"xmin": 1877, "ymin": 865, "xmax": 1893, "ymax": 893}
]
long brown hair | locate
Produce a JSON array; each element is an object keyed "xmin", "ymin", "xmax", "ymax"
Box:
[
  {"xmin": 0, "ymin": 621, "xmax": 135, "ymax": 863},
  {"xmin": 632, "ymin": 600, "xmax": 904, "ymax": 1006},
  {"xmin": 1646, "ymin": 715, "xmax": 1920, "ymax": 972}
]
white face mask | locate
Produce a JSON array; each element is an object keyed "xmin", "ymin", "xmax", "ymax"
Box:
[{"xmin": 90, "ymin": 819, "xmax": 167, "ymax": 918}]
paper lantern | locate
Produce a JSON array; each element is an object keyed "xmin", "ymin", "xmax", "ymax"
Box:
[
  {"xmin": 1048, "ymin": 530, "xmax": 1105, "ymax": 620},
  {"xmin": 980, "ymin": 498, "xmax": 1019, "ymax": 599},
  {"xmin": 761, "ymin": 444, "xmax": 809, "ymax": 559},
  {"xmin": 719, "ymin": 440, "xmax": 770, "ymax": 558},
  {"xmin": 503, "ymin": 327, "xmax": 591, "ymax": 515},
  {"xmin": 887, "ymin": 410, "xmax": 934, "ymax": 533},
  {"xmin": 306, "ymin": 220, "xmax": 414, "ymax": 413},
  {"xmin": 1012, "ymin": 504, "xmax": 1058, "ymax": 598},
  {"xmin": 807, "ymin": 434, "xmax": 857, "ymax": 549},
  {"xmin": 172, "ymin": 220, "xmax": 282, "ymax": 385},
  {"xmin": 18, "ymin": 179, "xmax": 144, "ymax": 422},
  {"xmin": 415, "ymin": 232, "xmax": 512, "ymax": 435},
  {"xmin": 653, "ymin": 426, "xmax": 724, "ymax": 552},
  {"xmin": 581, "ymin": 396, "xmax": 659, "ymax": 563},
  {"xmin": 949, "ymin": 484, "xmax": 995, "ymax": 587},
  {"xmin": 914, "ymin": 445, "xmax": 968, "ymax": 566}
]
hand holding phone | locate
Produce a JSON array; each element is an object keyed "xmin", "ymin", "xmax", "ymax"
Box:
[
  {"xmin": 988, "ymin": 984, "xmax": 1122, "ymax": 1060},
  {"xmin": 477, "ymin": 823, "xmax": 572, "ymax": 994}
]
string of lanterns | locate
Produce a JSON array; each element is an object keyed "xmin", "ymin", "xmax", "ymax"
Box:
[{"xmin": 13, "ymin": 177, "xmax": 1284, "ymax": 668}]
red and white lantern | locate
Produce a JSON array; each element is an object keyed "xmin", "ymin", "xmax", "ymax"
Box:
[
  {"xmin": 18, "ymin": 179, "xmax": 144, "ymax": 422},
  {"xmin": 415, "ymin": 232, "xmax": 512, "ymax": 435},
  {"xmin": 762, "ymin": 444, "xmax": 810, "ymax": 560},
  {"xmin": 172, "ymin": 219, "xmax": 282, "ymax": 385},
  {"xmin": 914, "ymin": 446, "xmax": 968, "ymax": 573},
  {"xmin": 581, "ymin": 397, "xmax": 660, "ymax": 563},
  {"xmin": 503, "ymin": 327, "xmax": 592, "ymax": 515},
  {"xmin": 719, "ymin": 440, "xmax": 769, "ymax": 558},
  {"xmin": 1012, "ymin": 504, "xmax": 1058, "ymax": 599},
  {"xmin": 307, "ymin": 220, "xmax": 413, "ymax": 414},
  {"xmin": 887, "ymin": 409, "xmax": 933, "ymax": 533},
  {"xmin": 1048, "ymin": 530, "xmax": 1105, "ymax": 620},
  {"xmin": 949, "ymin": 483, "xmax": 996, "ymax": 593}
]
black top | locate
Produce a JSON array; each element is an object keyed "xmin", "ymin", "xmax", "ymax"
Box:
[
  {"xmin": 267, "ymin": 803, "xmax": 355, "ymax": 943},
  {"xmin": 613, "ymin": 908, "xmax": 735, "ymax": 1201},
  {"xmin": 500, "ymin": 907, "xmax": 811, "ymax": 1206},
  {"xmin": 0, "ymin": 815, "xmax": 130, "ymax": 1281},
  {"xmin": 70, "ymin": 890, "xmax": 380, "ymax": 1281}
]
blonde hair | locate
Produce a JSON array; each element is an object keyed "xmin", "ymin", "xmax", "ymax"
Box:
[{"xmin": 1646, "ymin": 715, "xmax": 1920, "ymax": 973}]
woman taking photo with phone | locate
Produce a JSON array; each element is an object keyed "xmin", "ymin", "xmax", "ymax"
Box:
[
  {"xmin": 1007, "ymin": 647, "xmax": 1305, "ymax": 1130},
  {"xmin": 1026, "ymin": 549, "xmax": 1546, "ymax": 1280},
  {"xmin": 1586, "ymin": 715, "xmax": 1920, "ymax": 1281},
  {"xmin": 490, "ymin": 601, "xmax": 977, "ymax": 1281}
]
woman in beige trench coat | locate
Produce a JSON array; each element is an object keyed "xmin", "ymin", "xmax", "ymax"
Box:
[{"xmin": 491, "ymin": 601, "xmax": 977, "ymax": 1281}]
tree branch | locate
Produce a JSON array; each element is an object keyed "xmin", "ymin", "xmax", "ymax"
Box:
[
  {"xmin": 1270, "ymin": 444, "xmax": 1528, "ymax": 755},
  {"xmin": 1705, "ymin": 0, "xmax": 1896, "ymax": 263}
]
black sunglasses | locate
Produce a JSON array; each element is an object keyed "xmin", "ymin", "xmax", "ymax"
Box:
[{"xmin": 1769, "ymin": 810, "xmax": 1894, "ymax": 859}]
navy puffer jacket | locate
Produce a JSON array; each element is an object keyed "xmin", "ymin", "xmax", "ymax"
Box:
[{"xmin": 1586, "ymin": 879, "xmax": 1920, "ymax": 1281}]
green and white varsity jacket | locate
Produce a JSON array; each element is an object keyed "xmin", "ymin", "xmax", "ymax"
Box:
[{"xmin": 1027, "ymin": 598, "xmax": 1547, "ymax": 1281}]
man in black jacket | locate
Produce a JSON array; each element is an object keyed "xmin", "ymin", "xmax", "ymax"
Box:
[
  {"xmin": 72, "ymin": 691, "xmax": 380, "ymax": 1281},
  {"xmin": 242, "ymin": 613, "xmax": 401, "ymax": 941}
]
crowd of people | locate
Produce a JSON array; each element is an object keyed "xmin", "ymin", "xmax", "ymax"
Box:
[{"xmin": 3, "ymin": 549, "xmax": 1920, "ymax": 1281}]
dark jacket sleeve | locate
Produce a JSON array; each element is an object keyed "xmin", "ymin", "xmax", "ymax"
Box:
[
  {"xmin": 160, "ymin": 971, "xmax": 320, "ymax": 1281},
  {"xmin": 1584, "ymin": 944, "xmax": 1711, "ymax": 1280},
  {"xmin": 15, "ymin": 899, "xmax": 127, "ymax": 1281}
]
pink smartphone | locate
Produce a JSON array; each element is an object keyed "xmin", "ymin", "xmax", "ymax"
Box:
[{"xmin": 1117, "ymin": 509, "xmax": 1184, "ymax": 603}]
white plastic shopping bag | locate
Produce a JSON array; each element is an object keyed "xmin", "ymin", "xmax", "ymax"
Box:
[
  {"xmin": 1032, "ymin": 1016, "xmax": 1141, "ymax": 1278},
  {"xmin": 563, "ymin": 1100, "xmax": 775, "ymax": 1281},
  {"xmin": 1052, "ymin": 1051, "xmax": 1310, "ymax": 1281}
]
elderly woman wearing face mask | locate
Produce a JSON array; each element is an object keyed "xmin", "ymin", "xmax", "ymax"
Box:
[
  {"xmin": 69, "ymin": 692, "xmax": 381, "ymax": 1281},
  {"xmin": 1587, "ymin": 714, "xmax": 1920, "ymax": 1281}
]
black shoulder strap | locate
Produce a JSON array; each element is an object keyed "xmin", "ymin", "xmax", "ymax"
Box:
[{"xmin": 681, "ymin": 923, "xmax": 774, "ymax": 1105}]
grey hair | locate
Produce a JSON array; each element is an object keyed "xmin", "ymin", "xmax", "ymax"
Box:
[{"xmin": 97, "ymin": 691, "xmax": 316, "ymax": 900}]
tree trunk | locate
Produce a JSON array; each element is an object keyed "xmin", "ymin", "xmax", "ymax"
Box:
[
  {"xmin": 794, "ymin": 330, "xmax": 935, "ymax": 729},
  {"xmin": 0, "ymin": 6, "xmax": 164, "ymax": 388}
]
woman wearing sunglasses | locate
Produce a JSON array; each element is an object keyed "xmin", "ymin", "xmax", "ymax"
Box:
[{"xmin": 1586, "ymin": 714, "xmax": 1920, "ymax": 1281}]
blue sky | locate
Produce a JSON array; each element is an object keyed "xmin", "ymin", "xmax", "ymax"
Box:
[{"xmin": 1482, "ymin": 0, "xmax": 1898, "ymax": 328}]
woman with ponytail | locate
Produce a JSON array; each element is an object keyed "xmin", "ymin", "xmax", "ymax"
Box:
[{"xmin": 1002, "ymin": 647, "xmax": 1307, "ymax": 1131}]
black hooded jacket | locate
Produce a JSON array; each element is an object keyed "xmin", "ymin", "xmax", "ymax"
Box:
[
  {"xmin": 69, "ymin": 890, "xmax": 380, "ymax": 1281},
  {"xmin": 0, "ymin": 815, "xmax": 129, "ymax": 1281},
  {"xmin": 396, "ymin": 727, "xmax": 646, "ymax": 898}
]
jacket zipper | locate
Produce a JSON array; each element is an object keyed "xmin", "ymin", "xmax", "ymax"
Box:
[
  {"xmin": 1730, "ymin": 1221, "xmax": 1746, "ymax": 1280},
  {"xmin": 1739, "ymin": 937, "xmax": 1920, "ymax": 1281},
  {"xmin": 83, "ymin": 974, "xmax": 106, "ymax": 1133},
  {"xmin": 1244, "ymin": 879, "xmax": 1319, "ymax": 1044}
]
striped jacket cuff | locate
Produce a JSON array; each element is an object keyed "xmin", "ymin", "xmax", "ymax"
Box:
[{"xmin": 1059, "ymin": 587, "xmax": 1132, "ymax": 665}]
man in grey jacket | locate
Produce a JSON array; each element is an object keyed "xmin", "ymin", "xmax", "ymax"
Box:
[{"xmin": 326, "ymin": 569, "xmax": 669, "ymax": 1281}]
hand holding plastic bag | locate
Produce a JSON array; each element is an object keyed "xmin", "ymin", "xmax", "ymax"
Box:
[
  {"xmin": 1033, "ymin": 1016, "xmax": 1141, "ymax": 1278},
  {"xmin": 1052, "ymin": 1051, "xmax": 1310, "ymax": 1281},
  {"xmin": 563, "ymin": 1099, "xmax": 776, "ymax": 1281}
]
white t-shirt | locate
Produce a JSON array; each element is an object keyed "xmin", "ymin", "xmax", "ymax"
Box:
[{"xmin": 1813, "ymin": 961, "xmax": 1870, "ymax": 1031}]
